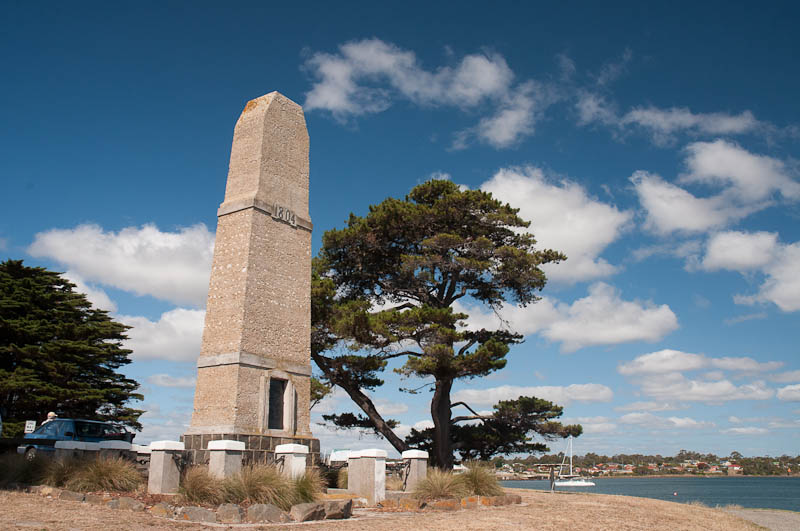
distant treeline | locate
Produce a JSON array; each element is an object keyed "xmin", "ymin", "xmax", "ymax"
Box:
[{"xmin": 496, "ymin": 450, "xmax": 799, "ymax": 476}]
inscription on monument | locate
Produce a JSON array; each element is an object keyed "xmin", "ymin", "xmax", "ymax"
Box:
[{"xmin": 272, "ymin": 203, "xmax": 297, "ymax": 227}]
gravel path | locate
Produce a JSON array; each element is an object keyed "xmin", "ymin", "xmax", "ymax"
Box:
[
  {"xmin": 724, "ymin": 508, "xmax": 800, "ymax": 531},
  {"xmin": 0, "ymin": 488, "xmax": 772, "ymax": 530}
]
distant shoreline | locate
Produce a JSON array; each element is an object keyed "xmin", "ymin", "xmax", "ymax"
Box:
[{"xmin": 502, "ymin": 474, "xmax": 800, "ymax": 480}]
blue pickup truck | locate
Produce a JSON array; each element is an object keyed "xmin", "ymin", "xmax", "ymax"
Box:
[{"xmin": 17, "ymin": 418, "xmax": 135, "ymax": 459}]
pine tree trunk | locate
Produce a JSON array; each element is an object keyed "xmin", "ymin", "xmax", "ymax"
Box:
[{"xmin": 431, "ymin": 378, "xmax": 454, "ymax": 469}]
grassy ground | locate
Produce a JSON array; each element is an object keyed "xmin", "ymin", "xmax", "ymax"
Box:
[{"xmin": 0, "ymin": 486, "xmax": 773, "ymax": 530}]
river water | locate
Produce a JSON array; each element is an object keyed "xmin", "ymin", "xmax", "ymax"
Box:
[{"xmin": 500, "ymin": 477, "xmax": 800, "ymax": 511}]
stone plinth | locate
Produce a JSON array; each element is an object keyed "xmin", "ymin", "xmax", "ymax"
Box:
[
  {"xmin": 208, "ymin": 440, "xmax": 245, "ymax": 479},
  {"xmin": 148, "ymin": 441, "xmax": 184, "ymax": 495},
  {"xmin": 275, "ymin": 443, "xmax": 308, "ymax": 478},
  {"xmin": 185, "ymin": 91, "xmax": 317, "ymax": 457},
  {"xmin": 348, "ymin": 449, "xmax": 386, "ymax": 505},
  {"xmin": 401, "ymin": 449, "xmax": 428, "ymax": 491}
]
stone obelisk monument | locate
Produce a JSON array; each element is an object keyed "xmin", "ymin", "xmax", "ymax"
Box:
[{"xmin": 184, "ymin": 92, "xmax": 318, "ymax": 464}]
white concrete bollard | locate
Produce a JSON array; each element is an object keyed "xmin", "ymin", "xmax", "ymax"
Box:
[
  {"xmin": 401, "ymin": 449, "xmax": 429, "ymax": 492},
  {"xmin": 54, "ymin": 440, "xmax": 86, "ymax": 461},
  {"xmin": 148, "ymin": 440, "xmax": 184, "ymax": 495},
  {"xmin": 350, "ymin": 449, "xmax": 386, "ymax": 505},
  {"xmin": 208, "ymin": 440, "xmax": 245, "ymax": 479},
  {"xmin": 346, "ymin": 451, "xmax": 362, "ymax": 495},
  {"xmin": 275, "ymin": 443, "xmax": 309, "ymax": 479},
  {"xmin": 98, "ymin": 440, "xmax": 133, "ymax": 460}
]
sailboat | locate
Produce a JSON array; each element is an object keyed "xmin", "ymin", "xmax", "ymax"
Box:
[{"xmin": 554, "ymin": 436, "xmax": 596, "ymax": 487}]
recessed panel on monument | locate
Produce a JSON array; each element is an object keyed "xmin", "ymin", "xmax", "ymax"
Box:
[{"xmin": 185, "ymin": 92, "xmax": 317, "ymax": 463}]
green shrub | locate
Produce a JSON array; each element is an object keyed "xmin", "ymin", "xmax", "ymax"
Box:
[
  {"xmin": 413, "ymin": 468, "xmax": 470, "ymax": 501},
  {"xmin": 459, "ymin": 461, "xmax": 503, "ymax": 496},
  {"xmin": 179, "ymin": 466, "xmax": 223, "ymax": 504},
  {"xmin": 0, "ymin": 453, "xmax": 48, "ymax": 488},
  {"xmin": 63, "ymin": 456, "xmax": 142, "ymax": 492}
]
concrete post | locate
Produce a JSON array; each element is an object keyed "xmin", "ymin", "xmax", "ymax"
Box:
[
  {"xmin": 148, "ymin": 441, "xmax": 184, "ymax": 495},
  {"xmin": 208, "ymin": 440, "xmax": 244, "ymax": 479},
  {"xmin": 275, "ymin": 443, "xmax": 309, "ymax": 479},
  {"xmin": 346, "ymin": 451, "xmax": 362, "ymax": 495},
  {"xmin": 54, "ymin": 440, "xmax": 86, "ymax": 461},
  {"xmin": 350, "ymin": 449, "xmax": 386, "ymax": 505},
  {"xmin": 401, "ymin": 449, "xmax": 428, "ymax": 491},
  {"xmin": 98, "ymin": 440, "xmax": 133, "ymax": 460}
]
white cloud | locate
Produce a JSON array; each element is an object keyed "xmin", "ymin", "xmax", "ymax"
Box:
[
  {"xmin": 619, "ymin": 349, "xmax": 782, "ymax": 375},
  {"xmin": 146, "ymin": 374, "xmax": 197, "ymax": 388},
  {"xmin": 543, "ymin": 283, "xmax": 677, "ymax": 352},
  {"xmin": 722, "ymin": 427, "xmax": 768, "ymax": 435},
  {"xmin": 702, "ymin": 231, "xmax": 778, "ymax": 272},
  {"xmin": 622, "ymin": 108, "xmax": 759, "ymax": 142},
  {"xmin": 682, "ymin": 140, "xmax": 800, "ymax": 202},
  {"xmin": 481, "ymin": 166, "xmax": 631, "ymax": 283},
  {"xmin": 451, "ymin": 383, "xmax": 613, "ymax": 408},
  {"xmin": 631, "ymin": 171, "xmax": 751, "ymax": 235},
  {"xmin": 614, "ymin": 401, "xmax": 687, "ymax": 412},
  {"xmin": 618, "ymin": 412, "xmax": 713, "ymax": 429},
  {"xmin": 770, "ymin": 370, "xmax": 800, "ymax": 383},
  {"xmin": 303, "ymin": 39, "xmax": 555, "ymax": 149},
  {"xmin": 638, "ymin": 373, "xmax": 774, "ymax": 403},
  {"xmin": 29, "ymin": 223, "xmax": 214, "ymax": 307},
  {"xmin": 564, "ymin": 416, "xmax": 617, "ymax": 434},
  {"xmin": 576, "ymin": 91, "xmax": 617, "ymax": 127},
  {"xmin": 699, "ymin": 231, "xmax": 800, "ymax": 312},
  {"xmin": 374, "ymin": 399, "xmax": 409, "ymax": 416},
  {"xmin": 471, "ymin": 82, "xmax": 546, "ymax": 148},
  {"xmin": 728, "ymin": 416, "xmax": 743, "ymax": 424},
  {"xmin": 458, "ymin": 283, "xmax": 676, "ymax": 352},
  {"xmin": 137, "ymin": 404, "xmax": 191, "ymax": 445},
  {"xmin": 305, "ymin": 39, "xmax": 514, "ymax": 115},
  {"xmin": 724, "ymin": 312, "xmax": 768, "ymax": 325},
  {"xmin": 120, "ymin": 308, "xmax": 205, "ymax": 362},
  {"xmin": 63, "ymin": 270, "xmax": 117, "ymax": 312},
  {"xmin": 777, "ymin": 384, "xmax": 800, "ymax": 402}
]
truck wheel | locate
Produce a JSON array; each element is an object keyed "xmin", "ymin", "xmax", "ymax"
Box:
[{"xmin": 24, "ymin": 447, "xmax": 37, "ymax": 461}]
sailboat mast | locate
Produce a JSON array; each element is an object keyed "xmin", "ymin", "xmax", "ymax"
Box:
[{"xmin": 569, "ymin": 436, "xmax": 573, "ymax": 475}]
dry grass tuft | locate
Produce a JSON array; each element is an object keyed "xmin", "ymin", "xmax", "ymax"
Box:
[
  {"xmin": 179, "ymin": 466, "xmax": 223, "ymax": 504},
  {"xmin": 62, "ymin": 456, "xmax": 142, "ymax": 492},
  {"xmin": 460, "ymin": 461, "xmax": 503, "ymax": 496},
  {"xmin": 413, "ymin": 468, "xmax": 470, "ymax": 501},
  {"xmin": 386, "ymin": 475, "xmax": 405, "ymax": 491},
  {"xmin": 61, "ymin": 457, "xmax": 144, "ymax": 492},
  {"xmin": 292, "ymin": 468, "xmax": 325, "ymax": 505},
  {"xmin": 0, "ymin": 453, "xmax": 48, "ymax": 488},
  {"xmin": 337, "ymin": 467, "xmax": 348, "ymax": 489},
  {"xmin": 221, "ymin": 465, "xmax": 294, "ymax": 509},
  {"xmin": 42, "ymin": 456, "xmax": 85, "ymax": 488}
]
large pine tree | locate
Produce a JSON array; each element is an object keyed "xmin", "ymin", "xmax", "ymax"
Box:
[
  {"xmin": 0, "ymin": 260, "xmax": 142, "ymax": 437},
  {"xmin": 312, "ymin": 179, "xmax": 567, "ymax": 468}
]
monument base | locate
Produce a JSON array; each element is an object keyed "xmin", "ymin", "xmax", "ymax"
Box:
[{"xmin": 181, "ymin": 433, "xmax": 320, "ymax": 467}]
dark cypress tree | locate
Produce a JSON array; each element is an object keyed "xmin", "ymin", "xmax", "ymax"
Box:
[{"xmin": 0, "ymin": 260, "xmax": 143, "ymax": 437}]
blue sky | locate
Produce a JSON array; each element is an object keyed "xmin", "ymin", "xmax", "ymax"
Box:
[{"xmin": 2, "ymin": 1, "xmax": 799, "ymax": 457}]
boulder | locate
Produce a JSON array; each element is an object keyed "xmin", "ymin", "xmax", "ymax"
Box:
[
  {"xmin": 84, "ymin": 494, "xmax": 108, "ymax": 505},
  {"xmin": 246, "ymin": 503, "xmax": 288, "ymax": 524},
  {"xmin": 506, "ymin": 494, "xmax": 522, "ymax": 504},
  {"xmin": 59, "ymin": 490, "xmax": 85, "ymax": 502},
  {"xmin": 430, "ymin": 498, "xmax": 460, "ymax": 511},
  {"xmin": 148, "ymin": 502, "xmax": 174, "ymax": 518},
  {"xmin": 216, "ymin": 503, "xmax": 244, "ymax": 524},
  {"xmin": 324, "ymin": 499, "xmax": 353, "ymax": 519},
  {"xmin": 461, "ymin": 495, "xmax": 479, "ymax": 509},
  {"xmin": 108, "ymin": 497, "xmax": 145, "ymax": 511},
  {"xmin": 176, "ymin": 506, "xmax": 216, "ymax": 523},
  {"xmin": 290, "ymin": 502, "xmax": 326, "ymax": 522}
]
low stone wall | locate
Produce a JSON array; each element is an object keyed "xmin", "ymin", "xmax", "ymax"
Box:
[
  {"xmin": 181, "ymin": 433, "xmax": 320, "ymax": 467},
  {"xmin": 26, "ymin": 485, "xmax": 352, "ymax": 524},
  {"xmin": 381, "ymin": 493, "xmax": 523, "ymax": 511}
]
